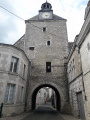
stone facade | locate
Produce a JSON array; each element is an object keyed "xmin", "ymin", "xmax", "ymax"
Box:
[
  {"xmin": 0, "ymin": 1, "xmax": 90, "ymax": 119},
  {"xmin": 77, "ymin": 9, "xmax": 90, "ymax": 120},
  {"xmin": 14, "ymin": 2, "xmax": 69, "ymax": 113},
  {"xmin": 36, "ymin": 88, "xmax": 47, "ymax": 105},
  {"xmin": 80, "ymin": 32, "xmax": 90, "ymax": 120},
  {"xmin": 14, "ymin": 35, "xmax": 25, "ymax": 51},
  {"xmin": 36, "ymin": 87, "xmax": 52, "ymax": 105},
  {"xmin": 67, "ymin": 1, "xmax": 90, "ymax": 120},
  {"xmin": 0, "ymin": 2, "xmax": 69, "ymax": 116},
  {"xmin": 0, "ymin": 44, "xmax": 29, "ymax": 116},
  {"xmin": 67, "ymin": 41, "xmax": 85, "ymax": 118}
]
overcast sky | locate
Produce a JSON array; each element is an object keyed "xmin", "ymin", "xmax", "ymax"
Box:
[{"xmin": 0, "ymin": 0, "xmax": 88, "ymax": 44}]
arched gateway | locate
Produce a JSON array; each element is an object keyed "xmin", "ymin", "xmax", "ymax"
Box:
[
  {"xmin": 26, "ymin": 77, "xmax": 69, "ymax": 113},
  {"xmin": 31, "ymin": 83, "xmax": 61, "ymax": 111},
  {"xmin": 15, "ymin": 1, "xmax": 69, "ymax": 113}
]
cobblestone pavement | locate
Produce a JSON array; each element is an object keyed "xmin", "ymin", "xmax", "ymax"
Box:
[{"xmin": 0, "ymin": 105, "xmax": 81, "ymax": 120}]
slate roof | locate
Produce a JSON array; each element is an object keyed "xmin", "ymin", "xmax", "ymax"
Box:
[{"xmin": 25, "ymin": 14, "xmax": 66, "ymax": 22}]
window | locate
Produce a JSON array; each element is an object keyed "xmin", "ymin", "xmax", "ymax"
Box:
[
  {"xmin": 5, "ymin": 84, "xmax": 15, "ymax": 104},
  {"xmin": 10, "ymin": 57, "xmax": 18, "ymax": 73},
  {"xmin": 46, "ymin": 62, "xmax": 51, "ymax": 72},
  {"xmin": 23, "ymin": 64, "xmax": 26, "ymax": 78},
  {"xmin": 47, "ymin": 4, "xmax": 49, "ymax": 8},
  {"xmin": 43, "ymin": 27, "xmax": 46, "ymax": 32},
  {"xmin": 44, "ymin": 5, "xmax": 46, "ymax": 8},
  {"xmin": 47, "ymin": 41, "xmax": 50, "ymax": 46},
  {"xmin": 29, "ymin": 47, "xmax": 34, "ymax": 50},
  {"xmin": 87, "ymin": 43, "xmax": 90, "ymax": 51},
  {"xmin": 20, "ymin": 87, "xmax": 24, "ymax": 103}
]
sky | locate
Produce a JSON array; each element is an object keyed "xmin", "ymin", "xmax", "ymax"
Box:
[{"xmin": 0, "ymin": 0, "xmax": 89, "ymax": 44}]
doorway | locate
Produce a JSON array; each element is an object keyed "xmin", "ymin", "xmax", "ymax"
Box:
[{"xmin": 77, "ymin": 92, "xmax": 86, "ymax": 120}]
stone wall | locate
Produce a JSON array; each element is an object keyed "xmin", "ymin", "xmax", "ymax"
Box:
[
  {"xmin": 67, "ymin": 45, "xmax": 84, "ymax": 117},
  {"xmin": 25, "ymin": 19, "xmax": 69, "ymax": 112},
  {"xmin": 0, "ymin": 44, "xmax": 29, "ymax": 116},
  {"xmin": 80, "ymin": 32, "xmax": 90, "ymax": 120},
  {"xmin": 14, "ymin": 35, "xmax": 25, "ymax": 51}
]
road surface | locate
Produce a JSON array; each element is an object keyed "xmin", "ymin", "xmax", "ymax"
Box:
[{"xmin": 22, "ymin": 105, "xmax": 64, "ymax": 120}]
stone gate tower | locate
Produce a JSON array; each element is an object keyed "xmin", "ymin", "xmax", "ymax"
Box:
[{"xmin": 15, "ymin": 1, "xmax": 69, "ymax": 113}]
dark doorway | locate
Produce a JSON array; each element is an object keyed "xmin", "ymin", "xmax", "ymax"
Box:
[
  {"xmin": 31, "ymin": 84, "xmax": 61, "ymax": 111},
  {"xmin": 77, "ymin": 92, "xmax": 86, "ymax": 120}
]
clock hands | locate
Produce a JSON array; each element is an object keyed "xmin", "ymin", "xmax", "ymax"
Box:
[
  {"xmin": 45, "ymin": 14, "xmax": 49, "ymax": 18},
  {"xmin": 42, "ymin": 12, "xmax": 50, "ymax": 19}
]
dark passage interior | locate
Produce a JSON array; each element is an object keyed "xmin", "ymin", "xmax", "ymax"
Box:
[{"xmin": 31, "ymin": 84, "xmax": 61, "ymax": 111}]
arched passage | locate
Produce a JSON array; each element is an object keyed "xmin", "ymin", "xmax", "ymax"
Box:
[{"xmin": 31, "ymin": 84, "xmax": 61, "ymax": 111}]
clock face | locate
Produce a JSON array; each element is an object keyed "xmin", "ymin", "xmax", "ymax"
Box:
[{"xmin": 42, "ymin": 12, "xmax": 50, "ymax": 19}]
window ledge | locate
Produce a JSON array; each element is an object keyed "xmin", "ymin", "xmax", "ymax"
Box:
[{"xmin": 8, "ymin": 71, "xmax": 18, "ymax": 76}]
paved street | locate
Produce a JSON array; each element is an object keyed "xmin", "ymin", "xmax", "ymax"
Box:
[
  {"xmin": 0, "ymin": 104, "xmax": 81, "ymax": 120},
  {"xmin": 22, "ymin": 105, "xmax": 65, "ymax": 120}
]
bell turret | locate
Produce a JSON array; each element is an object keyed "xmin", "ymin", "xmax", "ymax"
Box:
[
  {"xmin": 41, "ymin": 1, "xmax": 52, "ymax": 11},
  {"xmin": 39, "ymin": 1, "xmax": 53, "ymax": 20}
]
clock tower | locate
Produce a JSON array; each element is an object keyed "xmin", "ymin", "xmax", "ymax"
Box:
[
  {"xmin": 39, "ymin": 1, "xmax": 53, "ymax": 20},
  {"xmin": 24, "ymin": 1, "xmax": 69, "ymax": 113}
]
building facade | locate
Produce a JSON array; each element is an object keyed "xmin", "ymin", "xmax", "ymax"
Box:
[
  {"xmin": 77, "ymin": 1, "xmax": 90, "ymax": 120},
  {"xmin": 0, "ymin": 44, "xmax": 29, "ymax": 116},
  {"xmin": 0, "ymin": 1, "xmax": 90, "ymax": 120},
  {"xmin": 0, "ymin": 1, "xmax": 69, "ymax": 116},
  {"xmin": 67, "ymin": 1, "xmax": 90, "ymax": 120},
  {"xmin": 67, "ymin": 39, "xmax": 85, "ymax": 119},
  {"xmin": 36, "ymin": 87, "xmax": 53, "ymax": 106},
  {"xmin": 22, "ymin": 1, "xmax": 69, "ymax": 112},
  {"xmin": 36, "ymin": 88, "xmax": 47, "ymax": 105}
]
